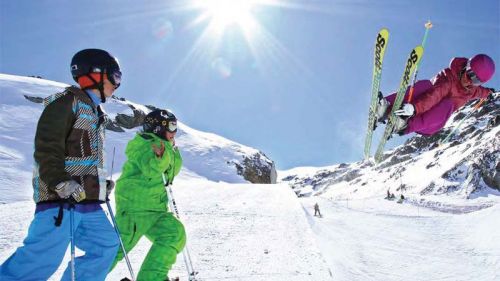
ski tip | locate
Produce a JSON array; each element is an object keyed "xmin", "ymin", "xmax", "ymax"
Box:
[{"xmin": 379, "ymin": 28, "xmax": 389, "ymax": 36}]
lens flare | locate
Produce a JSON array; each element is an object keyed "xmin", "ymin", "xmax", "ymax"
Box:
[{"xmin": 211, "ymin": 57, "xmax": 232, "ymax": 78}]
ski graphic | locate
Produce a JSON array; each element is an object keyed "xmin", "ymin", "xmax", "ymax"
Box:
[
  {"xmin": 374, "ymin": 45, "xmax": 424, "ymax": 163},
  {"xmin": 364, "ymin": 28, "xmax": 390, "ymax": 160}
]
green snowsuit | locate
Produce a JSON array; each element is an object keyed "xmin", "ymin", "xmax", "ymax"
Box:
[{"xmin": 111, "ymin": 132, "xmax": 185, "ymax": 281}]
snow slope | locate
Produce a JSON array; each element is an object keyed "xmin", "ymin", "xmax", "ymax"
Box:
[
  {"xmin": 0, "ymin": 73, "xmax": 271, "ymax": 203},
  {"xmin": 1, "ymin": 74, "xmax": 498, "ymax": 281},
  {"xmin": 0, "ymin": 74, "xmax": 331, "ymax": 280},
  {"xmin": 0, "ymin": 180, "xmax": 333, "ymax": 281},
  {"xmin": 302, "ymin": 197, "xmax": 500, "ymax": 281}
]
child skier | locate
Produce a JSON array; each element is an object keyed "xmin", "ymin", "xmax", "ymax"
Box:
[
  {"xmin": 110, "ymin": 109, "xmax": 186, "ymax": 281},
  {"xmin": 376, "ymin": 54, "xmax": 496, "ymax": 135},
  {"xmin": 0, "ymin": 48, "xmax": 122, "ymax": 280}
]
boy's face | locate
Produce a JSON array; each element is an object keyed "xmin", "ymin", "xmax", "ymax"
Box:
[
  {"xmin": 102, "ymin": 77, "xmax": 117, "ymax": 98},
  {"xmin": 165, "ymin": 131, "xmax": 176, "ymax": 141}
]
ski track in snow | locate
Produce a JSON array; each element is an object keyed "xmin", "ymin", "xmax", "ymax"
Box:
[
  {"xmin": 0, "ymin": 183, "xmax": 333, "ymax": 281},
  {"xmin": 302, "ymin": 197, "xmax": 500, "ymax": 281},
  {"xmin": 2, "ymin": 193, "xmax": 499, "ymax": 281}
]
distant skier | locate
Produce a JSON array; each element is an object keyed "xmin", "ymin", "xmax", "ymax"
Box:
[
  {"xmin": 376, "ymin": 54, "xmax": 496, "ymax": 135},
  {"xmin": 385, "ymin": 190, "xmax": 396, "ymax": 200},
  {"xmin": 0, "ymin": 49, "xmax": 122, "ymax": 280},
  {"xmin": 109, "ymin": 109, "xmax": 185, "ymax": 281},
  {"xmin": 397, "ymin": 194, "xmax": 405, "ymax": 204},
  {"xmin": 314, "ymin": 203, "xmax": 322, "ymax": 217}
]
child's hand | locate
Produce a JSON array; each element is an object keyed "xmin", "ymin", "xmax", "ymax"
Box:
[{"xmin": 152, "ymin": 141, "xmax": 165, "ymax": 158}]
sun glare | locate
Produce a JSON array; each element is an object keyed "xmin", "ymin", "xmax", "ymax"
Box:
[
  {"xmin": 188, "ymin": 0, "xmax": 264, "ymax": 51},
  {"xmin": 159, "ymin": 0, "xmax": 318, "ymax": 86},
  {"xmin": 204, "ymin": 0, "xmax": 253, "ymax": 27}
]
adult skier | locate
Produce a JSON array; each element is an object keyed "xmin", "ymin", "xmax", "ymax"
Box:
[
  {"xmin": 0, "ymin": 49, "xmax": 122, "ymax": 280},
  {"xmin": 376, "ymin": 54, "xmax": 496, "ymax": 135},
  {"xmin": 314, "ymin": 203, "xmax": 322, "ymax": 217},
  {"xmin": 110, "ymin": 109, "xmax": 186, "ymax": 281}
]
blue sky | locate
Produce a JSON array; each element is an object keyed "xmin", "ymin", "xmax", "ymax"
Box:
[{"xmin": 1, "ymin": 0, "xmax": 499, "ymax": 169}]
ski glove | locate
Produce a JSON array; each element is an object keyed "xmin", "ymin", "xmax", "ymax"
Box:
[
  {"xmin": 106, "ymin": 179, "xmax": 115, "ymax": 198},
  {"xmin": 152, "ymin": 141, "xmax": 165, "ymax": 158},
  {"xmin": 394, "ymin": 103, "xmax": 415, "ymax": 117},
  {"xmin": 55, "ymin": 180, "xmax": 86, "ymax": 202},
  {"xmin": 486, "ymin": 88, "xmax": 497, "ymax": 103}
]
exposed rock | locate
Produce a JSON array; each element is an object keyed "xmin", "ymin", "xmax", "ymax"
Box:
[
  {"xmin": 114, "ymin": 104, "xmax": 147, "ymax": 129},
  {"xmin": 235, "ymin": 153, "xmax": 277, "ymax": 184},
  {"xmin": 104, "ymin": 119, "xmax": 125, "ymax": 132},
  {"xmin": 281, "ymin": 162, "xmax": 363, "ymax": 195},
  {"xmin": 24, "ymin": 95, "xmax": 43, "ymax": 103}
]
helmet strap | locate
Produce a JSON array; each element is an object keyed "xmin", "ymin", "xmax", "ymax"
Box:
[
  {"xmin": 98, "ymin": 72, "xmax": 106, "ymax": 103},
  {"xmin": 81, "ymin": 72, "xmax": 106, "ymax": 103}
]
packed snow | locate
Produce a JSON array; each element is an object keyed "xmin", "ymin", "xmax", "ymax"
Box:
[{"xmin": 1, "ymin": 74, "xmax": 498, "ymax": 281}]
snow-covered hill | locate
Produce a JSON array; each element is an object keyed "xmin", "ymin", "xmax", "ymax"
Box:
[
  {"xmin": 0, "ymin": 73, "xmax": 276, "ymax": 203},
  {"xmin": 1, "ymin": 74, "xmax": 498, "ymax": 281},
  {"xmin": 0, "ymin": 74, "xmax": 330, "ymax": 280},
  {"xmin": 280, "ymin": 93, "xmax": 500, "ymax": 213}
]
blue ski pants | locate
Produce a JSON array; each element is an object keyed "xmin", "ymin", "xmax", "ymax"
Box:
[{"xmin": 0, "ymin": 205, "xmax": 119, "ymax": 281}]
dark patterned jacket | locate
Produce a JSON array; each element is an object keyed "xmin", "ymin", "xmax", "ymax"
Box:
[{"xmin": 32, "ymin": 86, "xmax": 108, "ymax": 203}]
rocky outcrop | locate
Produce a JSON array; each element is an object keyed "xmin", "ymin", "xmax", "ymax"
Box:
[
  {"xmin": 235, "ymin": 153, "xmax": 277, "ymax": 184},
  {"xmin": 115, "ymin": 109, "xmax": 145, "ymax": 129},
  {"xmin": 24, "ymin": 95, "xmax": 43, "ymax": 103},
  {"xmin": 282, "ymin": 164, "xmax": 363, "ymax": 196}
]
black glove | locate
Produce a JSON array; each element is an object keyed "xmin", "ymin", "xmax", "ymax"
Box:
[
  {"xmin": 486, "ymin": 89, "xmax": 497, "ymax": 103},
  {"xmin": 106, "ymin": 180, "xmax": 115, "ymax": 198}
]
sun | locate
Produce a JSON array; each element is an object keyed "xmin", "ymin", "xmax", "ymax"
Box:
[
  {"xmin": 207, "ymin": 0, "xmax": 253, "ymax": 26},
  {"xmin": 195, "ymin": 0, "xmax": 258, "ymax": 32}
]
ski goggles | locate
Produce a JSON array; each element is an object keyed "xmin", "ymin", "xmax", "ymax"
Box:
[
  {"xmin": 162, "ymin": 120, "xmax": 177, "ymax": 133},
  {"xmin": 465, "ymin": 62, "xmax": 483, "ymax": 86},
  {"xmin": 108, "ymin": 69, "xmax": 122, "ymax": 88}
]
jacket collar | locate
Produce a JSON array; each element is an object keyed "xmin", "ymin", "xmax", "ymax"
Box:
[{"xmin": 66, "ymin": 86, "xmax": 93, "ymax": 105}]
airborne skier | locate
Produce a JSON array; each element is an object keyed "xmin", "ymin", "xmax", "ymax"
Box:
[{"xmin": 375, "ymin": 54, "xmax": 496, "ymax": 135}]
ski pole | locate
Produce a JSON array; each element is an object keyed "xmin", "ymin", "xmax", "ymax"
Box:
[
  {"xmin": 407, "ymin": 20, "xmax": 433, "ymax": 103},
  {"xmin": 107, "ymin": 147, "xmax": 136, "ymax": 281},
  {"xmin": 439, "ymin": 98, "xmax": 486, "ymax": 146},
  {"xmin": 161, "ymin": 173, "xmax": 198, "ymax": 281},
  {"xmin": 69, "ymin": 204, "xmax": 76, "ymax": 281},
  {"xmin": 106, "ymin": 201, "xmax": 135, "ymax": 280}
]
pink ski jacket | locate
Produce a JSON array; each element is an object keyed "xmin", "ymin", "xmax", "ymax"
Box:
[{"xmin": 413, "ymin": 57, "xmax": 492, "ymax": 115}]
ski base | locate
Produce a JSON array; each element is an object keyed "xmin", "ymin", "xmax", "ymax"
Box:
[{"xmin": 364, "ymin": 28, "xmax": 390, "ymax": 160}]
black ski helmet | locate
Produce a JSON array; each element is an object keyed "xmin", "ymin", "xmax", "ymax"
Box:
[
  {"xmin": 70, "ymin": 49, "xmax": 121, "ymax": 102},
  {"xmin": 143, "ymin": 109, "xmax": 178, "ymax": 139},
  {"xmin": 71, "ymin": 49, "xmax": 120, "ymax": 82}
]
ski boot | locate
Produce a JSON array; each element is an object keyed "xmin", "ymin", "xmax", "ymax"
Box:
[
  {"xmin": 391, "ymin": 115, "xmax": 408, "ymax": 136},
  {"xmin": 375, "ymin": 92, "xmax": 390, "ymax": 123},
  {"xmin": 372, "ymin": 91, "xmax": 390, "ymax": 130}
]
